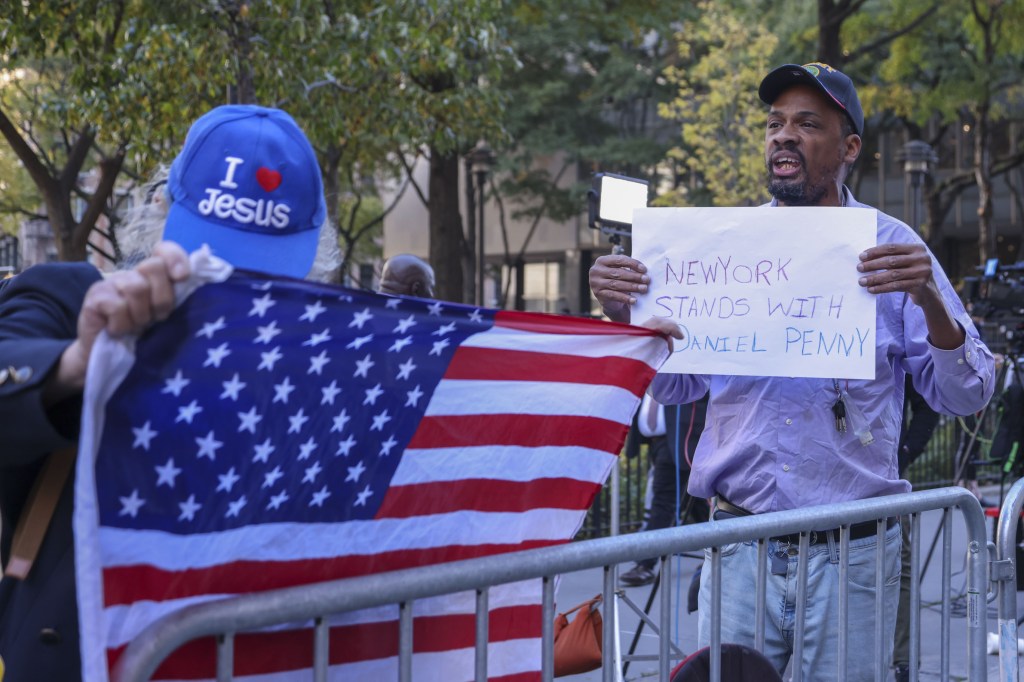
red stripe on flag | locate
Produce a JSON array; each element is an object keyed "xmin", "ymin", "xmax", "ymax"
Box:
[
  {"xmin": 407, "ymin": 414, "xmax": 629, "ymax": 453},
  {"xmin": 102, "ymin": 541, "xmax": 564, "ymax": 605},
  {"xmin": 495, "ymin": 309, "xmax": 665, "ymax": 337},
  {"xmin": 108, "ymin": 604, "xmax": 542, "ymax": 680},
  {"xmin": 376, "ymin": 478, "xmax": 600, "ymax": 518},
  {"xmin": 445, "ymin": 346, "xmax": 656, "ymax": 395}
]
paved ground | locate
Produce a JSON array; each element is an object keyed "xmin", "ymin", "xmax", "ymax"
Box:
[{"xmin": 555, "ymin": 494, "xmax": 1024, "ymax": 681}]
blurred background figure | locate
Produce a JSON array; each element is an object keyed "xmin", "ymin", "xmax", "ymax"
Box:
[
  {"xmin": 379, "ymin": 254, "xmax": 435, "ymax": 298},
  {"xmin": 620, "ymin": 394, "xmax": 710, "ymax": 587},
  {"xmin": 892, "ymin": 376, "xmax": 940, "ymax": 682}
]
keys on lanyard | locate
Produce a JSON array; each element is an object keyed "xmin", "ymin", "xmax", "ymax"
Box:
[{"xmin": 832, "ymin": 379, "xmax": 847, "ymax": 433}]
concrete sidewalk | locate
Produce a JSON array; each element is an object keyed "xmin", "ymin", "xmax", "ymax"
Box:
[{"xmin": 555, "ymin": 503, "xmax": 1024, "ymax": 681}]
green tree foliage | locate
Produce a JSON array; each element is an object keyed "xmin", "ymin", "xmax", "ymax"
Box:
[
  {"xmin": 490, "ymin": 0, "xmax": 688, "ymax": 304},
  {"xmin": 253, "ymin": 0, "xmax": 515, "ymax": 295},
  {"xmin": 658, "ymin": 1, "xmax": 778, "ymax": 207},
  {"xmin": 864, "ymin": 0, "xmax": 1024, "ymax": 258},
  {"xmin": 0, "ymin": 2, "xmax": 254, "ymax": 262},
  {"xmin": 0, "ymin": 1, "xmax": 515, "ymax": 296},
  {"xmin": 0, "ymin": 68, "xmax": 55, "ymax": 236}
]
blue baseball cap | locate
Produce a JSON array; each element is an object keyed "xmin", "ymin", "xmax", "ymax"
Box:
[
  {"xmin": 758, "ymin": 62, "xmax": 864, "ymax": 136},
  {"xmin": 164, "ymin": 105, "xmax": 326, "ymax": 279}
]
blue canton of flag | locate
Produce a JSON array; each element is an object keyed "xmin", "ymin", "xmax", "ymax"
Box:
[{"xmin": 95, "ymin": 272, "xmax": 496, "ymax": 533}]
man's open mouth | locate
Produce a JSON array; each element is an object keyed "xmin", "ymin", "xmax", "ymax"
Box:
[{"xmin": 771, "ymin": 153, "xmax": 803, "ymax": 178}]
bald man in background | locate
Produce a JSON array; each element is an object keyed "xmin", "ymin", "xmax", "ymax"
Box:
[{"xmin": 379, "ymin": 254, "xmax": 435, "ymax": 298}]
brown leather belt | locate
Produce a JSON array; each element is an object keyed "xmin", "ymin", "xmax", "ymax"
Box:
[{"xmin": 713, "ymin": 495, "xmax": 896, "ymax": 546}]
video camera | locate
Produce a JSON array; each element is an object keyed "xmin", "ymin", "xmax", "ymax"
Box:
[
  {"xmin": 963, "ymin": 258, "xmax": 1024, "ymax": 317},
  {"xmin": 963, "ymin": 258, "xmax": 1024, "ymax": 355}
]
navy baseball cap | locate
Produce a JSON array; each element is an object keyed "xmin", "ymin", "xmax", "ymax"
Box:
[
  {"xmin": 758, "ymin": 62, "xmax": 864, "ymax": 136},
  {"xmin": 164, "ymin": 104, "xmax": 326, "ymax": 279}
]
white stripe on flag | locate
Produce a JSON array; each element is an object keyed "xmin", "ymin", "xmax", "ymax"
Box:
[
  {"xmin": 103, "ymin": 579, "xmax": 541, "ymax": 649},
  {"xmin": 391, "ymin": 445, "xmax": 616, "ymax": 485},
  {"xmin": 98, "ymin": 508, "xmax": 581, "ymax": 569},
  {"xmin": 464, "ymin": 325, "xmax": 667, "ymax": 366},
  {"xmin": 424, "ymin": 379, "xmax": 640, "ymax": 422}
]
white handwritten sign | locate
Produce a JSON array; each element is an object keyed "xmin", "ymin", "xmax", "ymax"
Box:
[{"xmin": 632, "ymin": 206, "xmax": 877, "ymax": 379}]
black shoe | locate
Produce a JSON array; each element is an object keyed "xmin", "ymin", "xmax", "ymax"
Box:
[
  {"xmin": 619, "ymin": 564, "xmax": 656, "ymax": 587},
  {"xmin": 894, "ymin": 665, "xmax": 909, "ymax": 682}
]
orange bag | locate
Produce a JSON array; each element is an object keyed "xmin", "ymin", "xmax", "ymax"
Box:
[{"xmin": 553, "ymin": 594, "xmax": 603, "ymax": 677}]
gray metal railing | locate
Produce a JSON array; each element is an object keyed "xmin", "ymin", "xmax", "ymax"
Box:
[
  {"xmin": 584, "ymin": 413, "xmax": 1011, "ymax": 540},
  {"xmin": 113, "ymin": 487, "xmax": 990, "ymax": 682},
  {"xmin": 994, "ymin": 477, "xmax": 1024, "ymax": 681}
]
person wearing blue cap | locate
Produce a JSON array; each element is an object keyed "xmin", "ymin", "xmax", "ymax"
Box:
[
  {"xmin": 589, "ymin": 62, "xmax": 994, "ymax": 680},
  {"xmin": 0, "ymin": 104, "xmax": 334, "ymax": 682}
]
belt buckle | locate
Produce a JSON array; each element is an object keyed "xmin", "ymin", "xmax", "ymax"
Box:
[{"xmin": 807, "ymin": 530, "xmax": 818, "ymax": 545}]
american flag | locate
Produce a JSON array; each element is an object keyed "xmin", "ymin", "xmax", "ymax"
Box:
[{"xmin": 74, "ymin": 261, "xmax": 669, "ymax": 681}]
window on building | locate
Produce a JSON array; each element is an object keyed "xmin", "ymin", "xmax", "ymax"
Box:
[
  {"xmin": 502, "ymin": 259, "xmax": 567, "ymax": 313},
  {"xmin": 359, "ymin": 263, "xmax": 374, "ymax": 291}
]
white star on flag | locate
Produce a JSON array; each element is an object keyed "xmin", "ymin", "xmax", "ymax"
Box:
[{"xmin": 131, "ymin": 421, "xmax": 158, "ymax": 450}]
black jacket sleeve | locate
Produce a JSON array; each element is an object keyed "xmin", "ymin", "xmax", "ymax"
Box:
[
  {"xmin": 898, "ymin": 376, "xmax": 941, "ymax": 474},
  {"xmin": 0, "ymin": 261, "xmax": 100, "ymax": 463}
]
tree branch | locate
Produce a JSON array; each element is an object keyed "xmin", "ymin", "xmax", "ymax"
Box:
[
  {"xmin": 18, "ymin": 118, "xmax": 58, "ymax": 178},
  {"xmin": 397, "ymin": 151, "xmax": 429, "ymax": 206},
  {"xmin": 102, "ymin": 0, "xmax": 127, "ymax": 57},
  {"xmin": 74, "ymin": 149, "xmax": 126, "ymax": 254},
  {"xmin": 274, "ymin": 76, "xmax": 358, "ymax": 108},
  {"xmin": 847, "ymin": 2, "xmax": 939, "ymax": 63},
  {"xmin": 929, "ymin": 146, "xmax": 1024, "ymax": 221},
  {"xmin": 0, "ymin": 107, "xmax": 57, "ymax": 194},
  {"xmin": 514, "ymin": 160, "xmax": 572, "ymax": 264},
  {"xmin": 0, "ymin": 199, "xmax": 46, "ymax": 221},
  {"xmin": 59, "ymin": 126, "xmax": 96, "ymax": 192}
]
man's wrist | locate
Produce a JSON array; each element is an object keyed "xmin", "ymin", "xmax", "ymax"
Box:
[
  {"xmin": 45, "ymin": 342, "xmax": 88, "ymax": 406},
  {"xmin": 601, "ymin": 304, "xmax": 631, "ymax": 324}
]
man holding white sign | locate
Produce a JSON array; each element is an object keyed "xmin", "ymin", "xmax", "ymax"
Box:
[{"xmin": 590, "ymin": 62, "xmax": 994, "ymax": 680}]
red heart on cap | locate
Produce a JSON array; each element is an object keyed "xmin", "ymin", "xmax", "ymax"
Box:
[{"xmin": 256, "ymin": 167, "xmax": 282, "ymax": 192}]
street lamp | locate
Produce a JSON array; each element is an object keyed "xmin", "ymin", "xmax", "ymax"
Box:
[
  {"xmin": 466, "ymin": 140, "xmax": 496, "ymax": 306},
  {"xmin": 898, "ymin": 140, "xmax": 938, "ymax": 234}
]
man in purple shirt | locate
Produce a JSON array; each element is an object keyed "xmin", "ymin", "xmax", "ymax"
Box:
[{"xmin": 589, "ymin": 62, "xmax": 994, "ymax": 679}]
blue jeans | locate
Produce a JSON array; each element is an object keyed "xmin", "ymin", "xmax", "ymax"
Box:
[{"xmin": 697, "ymin": 520, "xmax": 902, "ymax": 680}]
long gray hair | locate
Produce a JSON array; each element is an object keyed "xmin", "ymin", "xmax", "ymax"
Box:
[{"xmin": 116, "ymin": 168, "xmax": 341, "ymax": 283}]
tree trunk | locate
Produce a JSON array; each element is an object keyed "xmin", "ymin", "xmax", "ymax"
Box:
[
  {"xmin": 973, "ymin": 0, "xmax": 999, "ymax": 265},
  {"xmin": 44, "ymin": 196, "xmax": 80, "ymax": 262},
  {"xmin": 228, "ymin": 1, "xmax": 256, "ymax": 104},
  {"xmin": 975, "ymin": 104, "xmax": 994, "ymax": 263},
  {"xmin": 463, "ymin": 156, "xmax": 477, "ymax": 305},
  {"xmin": 320, "ymin": 146, "xmax": 346, "ymax": 283},
  {"xmin": 817, "ymin": 0, "xmax": 846, "ymax": 66},
  {"xmin": 428, "ymin": 147, "xmax": 466, "ymax": 303}
]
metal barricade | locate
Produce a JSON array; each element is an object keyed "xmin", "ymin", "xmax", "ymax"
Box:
[
  {"xmin": 114, "ymin": 487, "xmax": 990, "ymax": 682},
  {"xmin": 994, "ymin": 477, "xmax": 1024, "ymax": 681}
]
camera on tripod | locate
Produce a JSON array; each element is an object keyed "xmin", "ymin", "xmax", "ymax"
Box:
[{"xmin": 963, "ymin": 258, "xmax": 1024, "ymax": 319}]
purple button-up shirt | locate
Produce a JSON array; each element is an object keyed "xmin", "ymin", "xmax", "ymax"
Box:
[{"xmin": 649, "ymin": 189, "xmax": 995, "ymax": 513}]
